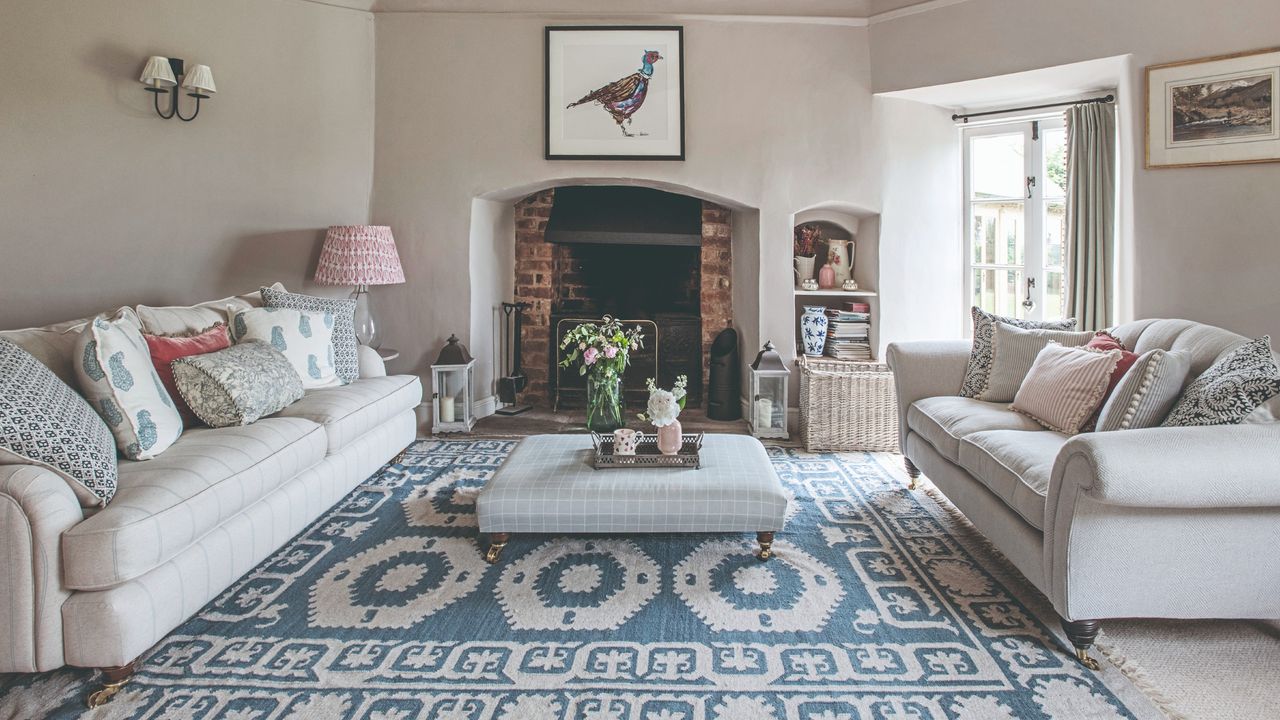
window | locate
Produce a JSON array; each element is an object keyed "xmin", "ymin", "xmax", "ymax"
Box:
[{"xmin": 963, "ymin": 118, "xmax": 1067, "ymax": 323}]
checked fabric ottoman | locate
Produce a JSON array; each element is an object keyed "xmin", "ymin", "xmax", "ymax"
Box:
[{"xmin": 475, "ymin": 434, "xmax": 788, "ymax": 563}]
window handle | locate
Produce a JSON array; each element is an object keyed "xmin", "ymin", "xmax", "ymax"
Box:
[
  {"xmin": 1026, "ymin": 176, "xmax": 1037, "ymax": 199},
  {"xmin": 1022, "ymin": 277, "xmax": 1037, "ymax": 311}
]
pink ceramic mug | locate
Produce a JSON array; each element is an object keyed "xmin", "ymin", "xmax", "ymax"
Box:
[{"xmin": 613, "ymin": 428, "xmax": 639, "ymax": 455}]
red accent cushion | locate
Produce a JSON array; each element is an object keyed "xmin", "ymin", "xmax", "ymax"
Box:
[
  {"xmin": 144, "ymin": 324, "xmax": 231, "ymax": 426},
  {"xmin": 1085, "ymin": 332, "xmax": 1138, "ymax": 427}
]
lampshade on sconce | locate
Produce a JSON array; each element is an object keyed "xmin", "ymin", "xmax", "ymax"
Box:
[
  {"xmin": 315, "ymin": 225, "xmax": 406, "ymax": 349},
  {"xmin": 138, "ymin": 55, "xmax": 214, "ymax": 121},
  {"xmin": 181, "ymin": 64, "xmax": 217, "ymax": 95},
  {"xmin": 140, "ymin": 56, "xmax": 177, "ymax": 88}
]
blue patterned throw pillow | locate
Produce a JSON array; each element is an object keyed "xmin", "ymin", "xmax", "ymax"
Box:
[
  {"xmin": 73, "ymin": 310, "xmax": 184, "ymax": 460},
  {"xmin": 0, "ymin": 338, "xmax": 118, "ymax": 506},
  {"xmin": 229, "ymin": 306, "xmax": 343, "ymax": 390},
  {"xmin": 1163, "ymin": 336, "xmax": 1280, "ymax": 427},
  {"xmin": 261, "ymin": 286, "xmax": 359, "ymax": 383}
]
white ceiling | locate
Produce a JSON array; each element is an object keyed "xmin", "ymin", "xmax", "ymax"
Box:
[{"xmin": 310, "ymin": 0, "xmax": 949, "ymax": 20}]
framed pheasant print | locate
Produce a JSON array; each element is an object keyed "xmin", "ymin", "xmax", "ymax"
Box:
[{"xmin": 546, "ymin": 26, "xmax": 685, "ymax": 160}]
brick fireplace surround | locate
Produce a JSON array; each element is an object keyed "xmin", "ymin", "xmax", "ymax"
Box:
[{"xmin": 513, "ymin": 187, "xmax": 733, "ymax": 407}]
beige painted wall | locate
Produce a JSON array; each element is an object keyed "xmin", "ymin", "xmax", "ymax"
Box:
[
  {"xmin": 870, "ymin": 0, "xmax": 1280, "ymax": 341},
  {"xmin": 0, "ymin": 0, "xmax": 376, "ymax": 329},
  {"xmin": 371, "ymin": 14, "xmax": 877, "ymax": 392}
]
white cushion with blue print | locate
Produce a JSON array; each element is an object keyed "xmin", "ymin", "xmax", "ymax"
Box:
[{"xmin": 229, "ymin": 306, "xmax": 344, "ymax": 390}]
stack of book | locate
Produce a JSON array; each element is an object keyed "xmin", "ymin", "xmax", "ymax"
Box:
[{"xmin": 824, "ymin": 305, "xmax": 872, "ymax": 361}]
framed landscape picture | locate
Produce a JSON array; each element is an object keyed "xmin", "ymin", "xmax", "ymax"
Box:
[
  {"xmin": 545, "ymin": 26, "xmax": 685, "ymax": 161},
  {"xmin": 1146, "ymin": 47, "xmax": 1280, "ymax": 168}
]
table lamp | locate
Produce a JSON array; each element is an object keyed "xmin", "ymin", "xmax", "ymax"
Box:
[{"xmin": 314, "ymin": 225, "xmax": 405, "ymax": 349}]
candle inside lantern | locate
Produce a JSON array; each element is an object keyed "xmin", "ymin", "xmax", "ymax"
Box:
[
  {"xmin": 755, "ymin": 397, "xmax": 773, "ymax": 430},
  {"xmin": 440, "ymin": 396, "xmax": 455, "ymax": 423}
]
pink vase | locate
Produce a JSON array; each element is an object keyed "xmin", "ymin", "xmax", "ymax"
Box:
[
  {"xmin": 818, "ymin": 264, "xmax": 837, "ymax": 289},
  {"xmin": 656, "ymin": 420, "xmax": 683, "ymax": 455}
]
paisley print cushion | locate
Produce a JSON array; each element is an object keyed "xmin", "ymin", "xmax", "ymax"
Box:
[
  {"xmin": 1162, "ymin": 336, "xmax": 1280, "ymax": 427},
  {"xmin": 261, "ymin": 286, "xmax": 359, "ymax": 383},
  {"xmin": 171, "ymin": 342, "xmax": 305, "ymax": 428},
  {"xmin": 0, "ymin": 338, "xmax": 118, "ymax": 506},
  {"xmin": 229, "ymin": 307, "xmax": 343, "ymax": 390},
  {"xmin": 73, "ymin": 310, "xmax": 184, "ymax": 460},
  {"xmin": 959, "ymin": 307, "xmax": 1077, "ymax": 398}
]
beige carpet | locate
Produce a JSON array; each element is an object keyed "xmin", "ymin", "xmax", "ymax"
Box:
[{"xmin": 1100, "ymin": 619, "xmax": 1280, "ymax": 720}]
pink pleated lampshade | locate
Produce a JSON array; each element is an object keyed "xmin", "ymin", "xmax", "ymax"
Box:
[{"xmin": 314, "ymin": 225, "xmax": 405, "ymax": 286}]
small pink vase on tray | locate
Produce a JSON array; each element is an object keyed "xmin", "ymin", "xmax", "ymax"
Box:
[{"xmin": 656, "ymin": 420, "xmax": 683, "ymax": 455}]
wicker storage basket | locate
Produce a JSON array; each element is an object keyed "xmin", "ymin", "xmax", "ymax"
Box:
[{"xmin": 798, "ymin": 357, "xmax": 900, "ymax": 452}]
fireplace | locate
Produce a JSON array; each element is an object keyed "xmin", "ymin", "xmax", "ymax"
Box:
[{"xmin": 513, "ymin": 186, "xmax": 732, "ymax": 409}]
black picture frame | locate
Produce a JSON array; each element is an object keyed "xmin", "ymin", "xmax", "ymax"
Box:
[{"xmin": 545, "ymin": 25, "xmax": 685, "ymax": 161}]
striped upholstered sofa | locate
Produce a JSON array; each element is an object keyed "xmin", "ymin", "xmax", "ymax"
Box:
[
  {"xmin": 0, "ymin": 287, "xmax": 421, "ymax": 705},
  {"xmin": 888, "ymin": 318, "xmax": 1280, "ymax": 671}
]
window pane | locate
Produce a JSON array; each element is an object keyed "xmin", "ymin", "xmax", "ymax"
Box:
[
  {"xmin": 971, "ymin": 201, "xmax": 1025, "ymax": 266},
  {"xmin": 1043, "ymin": 128, "xmax": 1067, "ymax": 198},
  {"xmin": 1044, "ymin": 270, "xmax": 1065, "ymax": 322},
  {"xmin": 971, "ymin": 133, "xmax": 1025, "ymax": 199},
  {"xmin": 1044, "ymin": 200, "xmax": 1066, "ymax": 268},
  {"xmin": 972, "ymin": 267, "xmax": 1024, "ymax": 320}
]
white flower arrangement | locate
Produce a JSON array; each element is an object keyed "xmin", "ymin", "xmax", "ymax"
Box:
[{"xmin": 638, "ymin": 375, "xmax": 688, "ymax": 428}]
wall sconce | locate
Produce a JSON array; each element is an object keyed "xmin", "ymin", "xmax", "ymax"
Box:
[{"xmin": 139, "ymin": 56, "xmax": 215, "ymax": 121}]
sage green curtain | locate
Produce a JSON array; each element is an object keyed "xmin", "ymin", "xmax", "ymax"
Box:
[{"xmin": 1064, "ymin": 101, "xmax": 1116, "ymax": 331}]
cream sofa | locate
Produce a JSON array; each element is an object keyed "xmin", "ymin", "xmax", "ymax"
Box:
[
  {"xmin": 0, "ymin": 290, "xmax": 422, "ymax": 705},
  {"xmin": 887, "ymin": 318, "xmax": 1280, "ymax": 670}
]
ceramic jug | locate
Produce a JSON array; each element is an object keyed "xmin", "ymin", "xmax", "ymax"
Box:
[
  {"xmin": 793, "ymin": 255, "xmax": 816, "ymax": 288},
  {"xmin": 825, "ymin": 239, "xmax": 855, "ymax": 286}
]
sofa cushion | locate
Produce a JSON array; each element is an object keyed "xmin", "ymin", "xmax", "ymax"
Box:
[
  {"xmin": 135, "ymin": 285, "xmax": 281, "ymax": 337},
  {"xmin": 173, "ymin": 343, "xmax": 304, "ymax": 428},
  {"xmin": 61, "ymin": 417, "xmax": 325, "ymax": 590},
  {"xmin": 907, "ymin": 396, "xmax": 1043, "ymax": 462},
  {"xmin": 276, "ymin": 375, "xmax": 422, "ymax": 454},
  {"xmin": 261, "ymin": 286, "xmax": 359, "ymax": 384},
  {"xmin": 958, "ymin": 429, "xmax": 1071, "ymax": 531}
]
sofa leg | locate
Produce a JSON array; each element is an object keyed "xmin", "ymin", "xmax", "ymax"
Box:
[
  {"xmin": 86, "ymin": 661, "xmax": 137, "ymax": 708},
  {"xmin": 904, "ymin": 457, "xmax": 921, "ymax": 490},
  {"xmin": 484, "ymin": 533, "xmax": 510, "ymax": 564},
  {"xmin": 1060, "ymin": 617, "xmax": 1103, "ymax": 671},
  {"xmin": 391, "ymin": 446, "xmax": 409, "ymax": 465},
  {"xmin": 756, "ymin": 532, "xmax": 775, "ymax": 561}
]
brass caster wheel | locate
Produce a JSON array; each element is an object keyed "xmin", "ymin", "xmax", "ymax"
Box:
[
  {"xmin": 757, "ymin": 546, "xmax": 773, "ymax": 561},
  {"xmin": 1075, "ymin": 648, "xmax": 1102, "ymax": 671},
  {"xmin": 756, "ymin": 532, "xmax": 774, "ymax": 561},
  {"xmin": 484, "ymin": 542, "xmax": 507, "ymax": 564},
  {"xmin": 86, "ymin": 680, "xmax": 127, "ymax": 708}
]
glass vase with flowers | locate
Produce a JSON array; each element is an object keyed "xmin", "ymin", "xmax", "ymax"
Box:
[{"xmin": 559, "ymin": 316, "xmax": 645, "ymax": 432}]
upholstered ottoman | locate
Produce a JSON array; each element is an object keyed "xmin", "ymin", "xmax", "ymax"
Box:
[{"xmin": 476, "ymin": 433, "xmax": 788, "ymax": 563}]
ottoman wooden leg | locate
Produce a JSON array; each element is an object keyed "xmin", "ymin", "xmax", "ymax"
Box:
[
  {"xmin": 756, "ymin": 532, "xmax": 775, "ymax": 561},
  {"xmin": 484, "ymin": 533, "xmax": 510, "ymax": 564}
]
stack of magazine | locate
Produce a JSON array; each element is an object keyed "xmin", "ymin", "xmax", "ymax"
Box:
[{"xmin": 823, "ymin": 304, "xmax": 872, "ymax": 361}]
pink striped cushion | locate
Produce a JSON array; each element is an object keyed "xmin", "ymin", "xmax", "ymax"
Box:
[{"xmin": 1011, "ymin": 343, "xmax": 1122, "ymax": 435}]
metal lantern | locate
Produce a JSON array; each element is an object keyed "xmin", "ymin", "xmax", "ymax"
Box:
[
  {"xmin": 431, "ymin": 334, "xmax": 476, "ymax": 434},
  {"xmin": 748, "ymin": 340, "xmax": 790, "ymax": 439}
]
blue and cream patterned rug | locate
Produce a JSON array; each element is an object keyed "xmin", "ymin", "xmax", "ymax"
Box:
[{"xmin": 2, "ymin": 440, "xmax": 1162, "ymax": 719}]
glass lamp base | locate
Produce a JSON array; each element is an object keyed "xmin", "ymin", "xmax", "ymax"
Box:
[{"xmin": 350, "ymin": 285, "xmax": 382, "ymax": 349}]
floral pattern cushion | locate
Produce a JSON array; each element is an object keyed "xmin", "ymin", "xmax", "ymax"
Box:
[
  {"xmin": 73, "ymin": 310, "xmax": 184, "ymax": 460},
  {"xmin": 0, "ymin": 338, "xmax": 118, "ymax": 506},
  {"xmin": 1162, "ymin": 336, "xmax": 1280, "ymax": 427},
  {"xmin": 959, "ymin": 307, "xmax": 1077, "ymax": 398},
  {"xmin": 229, "ymin": 307, "xmax": 343, "ymax": 390},
  {"xmin": 171, "ymin": 342, "xmax": 304, "ymax": 428},
  {"xmin": 261, "ymin": 286, "xmax": 359, "ymax": 383}
]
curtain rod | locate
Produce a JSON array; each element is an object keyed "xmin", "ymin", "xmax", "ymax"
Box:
[{"xmin": 952, "ymin": 94, "xmax": 1115, "ymax": 123}]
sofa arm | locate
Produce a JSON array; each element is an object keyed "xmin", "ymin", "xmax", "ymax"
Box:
[
  {"xmin": 1049, "ymin": 424, "xmax": 1280, "ymax": 510},
  {"xmin": 0, "ymin": 463, "xmax": 84, "ymax": 672},
  {"xmin": 358, "ymin": 345, "xmax": 387, "ymax": 378},
  {"xmin": 886, "ymin": 340, "xmax": 972, "ymax": 448}
]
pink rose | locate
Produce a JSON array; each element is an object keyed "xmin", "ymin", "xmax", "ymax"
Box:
[
  {"xmin": 583, "ymin": 347, "xmax": 599, "ymax": 365},
  {"xmin": 604, "ymin": 345, "xmax": 618, "ymax": 359}
]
